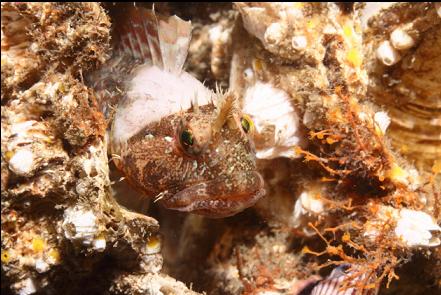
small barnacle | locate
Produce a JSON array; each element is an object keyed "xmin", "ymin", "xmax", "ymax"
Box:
[
  {"xmin": 145, "ymin": 235, "xmax": 161, "ymax": 255},
  {"xmin": 243, "ymin": 68, "xmax": 254, "ymax": 83},
  {"xmin": 395, "ymin": 209, "xmax": 441, "ymax": 247},
  {"xmin": 291, "ymin": 35, "xmax": 307, "ymax": 51},
  {"xmin": 285, "ymin": 5, "xmax": 303, "ymax": 22},
  {"xmin": 376, "ymin": 40, "xmax": 401, "ymax": 66},
  {"xmin": 62, "ymin": 207, "xmax": 98, "ymax": 246},
  {"xmin": 291, "ymin": 189, "xmax": 325, "ymax": 236},
  {"xmin": 264, "ymin": 22, "xmax": 286, "ymax": 45},
  {"xmin": 390, "ymin": 28, "xmax": 415, "ymax": 50}
]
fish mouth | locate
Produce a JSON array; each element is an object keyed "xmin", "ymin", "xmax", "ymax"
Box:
[{"xmin": 160, "ymin": 171, "xmax": 266, "ymax": 218}]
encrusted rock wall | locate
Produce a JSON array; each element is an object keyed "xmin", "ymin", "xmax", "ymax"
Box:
[{"xmin": 1, "ymin": 3, "xmax": 196, "ymax": 295}]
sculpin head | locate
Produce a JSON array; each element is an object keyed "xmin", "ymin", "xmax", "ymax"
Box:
[
  {"xmin": 113, "ymin": 93, "xmax": 265, "ymax": 218},
  {"xmin": 94, "ymin": 7, "xmax": 265, "ymax": 217}
]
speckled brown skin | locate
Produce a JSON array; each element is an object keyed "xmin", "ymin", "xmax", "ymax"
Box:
[{"xmin": 114, "ymin": 103, "xmax": 265, "ymax": 218}]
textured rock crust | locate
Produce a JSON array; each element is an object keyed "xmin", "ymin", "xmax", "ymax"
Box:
[{"xmin": 1, "ymin": 3, "xmax": 196, "ymax": 295}]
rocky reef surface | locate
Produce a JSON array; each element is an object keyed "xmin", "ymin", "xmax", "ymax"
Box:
[{"xmin": 2, "ymin": 3, "xmax": 440, "ymax": 295}]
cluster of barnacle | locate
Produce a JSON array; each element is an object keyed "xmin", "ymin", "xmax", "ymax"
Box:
[
  {"xmin": 1, "ymin": 3, "xmax": 195, "ymax": 295},
  {"xmin": 364, "ymin": 2, "xmax": 441, "ymax": 173},
  {"xmin": 179, "ymin": 3, "xmax": 440, "ymax": 294}
]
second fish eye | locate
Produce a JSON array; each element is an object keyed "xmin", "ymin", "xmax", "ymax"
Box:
[
  {"xmin": 180, "ymin": 130, "xmax": 194, "ymax": 147},
  {"xmin": 240, "ymin": 116, "xmax": 253, "ymax": 134}
]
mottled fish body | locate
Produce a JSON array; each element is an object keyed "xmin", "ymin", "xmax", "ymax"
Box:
[{"xmin": 90, "ymin": 6, "xmax": 265, "ymax": 217}]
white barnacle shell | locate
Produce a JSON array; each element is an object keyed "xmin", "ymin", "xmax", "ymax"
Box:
[
  {"xmin": 376, "ymin": 40, "xmax": 401, "ymax": 66},
  {"xmin": 364, "ymin": 205, "xmax": 440, "ymax": 248},
  {"xmin": 395, "ymin": 209, "xmax": 441, "ymax": 247},
  {"xmin": 292, "ymin": 191, "xmax": 324, "ymax": 222},
  {"xmin": 291, "ymin": 35, "xmax": 307, "ymax": 51},
  {"xmin": 291, "ymin": 189, "xmax": 325, "ymax": 236},
  {"xmin": 390, "ymin": 27, "xmax": 415, "ymax": 50},
  {"xmin": 62, "ymin": 207, "xmax": 98, "ymax": 246},
  {"xmin": 243, "ymin": 68, "xmax": 255, "ymax": 83},
  {"xmin": 264, "ymin": 22, "xmax": 286, "ymax": 45},
  {"xmin": 243, "ymin": 82, "xmax": 304, "ymax": 159}
]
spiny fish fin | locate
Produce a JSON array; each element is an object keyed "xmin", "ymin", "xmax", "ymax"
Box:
[
  {"xmin": 115, "ymin": 6, "xmax": 191, "ymax": 73},
  {"xmin": 115, "ymin": 7, "xmax": 161, "ymax": 67},
  {"xmin": 158, "ymin": 15, "xmax": 192, "ymax": 73}
]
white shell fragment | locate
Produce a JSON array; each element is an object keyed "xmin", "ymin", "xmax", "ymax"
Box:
[
  {"xmin": 376, "ymin": 40, "xmax": 401, "ymax": 66},
  {"xmin": 390, "ymin": 28, "xmax": 415, "ymax": 50},
  {"xmin": 16, "ymin": 278, "xmax": 37, "ymax": 295},
  {"xmin": 395, "ymin": 209, "xmax": 441, "ymax": 247},
  {"xmin": 364, "ymin": 205, "xmax": 441, "ymax": 248},
  {"xmin": 34, "ymin": 259, "xmax": 50, "ymax": 273},
  {"xmin": 62, "ymin": 207, "xmax": 98, "ymax": 246},
  {"xmin": 8, "ymin": 149, "xmax": 35, "ymax": 176}
]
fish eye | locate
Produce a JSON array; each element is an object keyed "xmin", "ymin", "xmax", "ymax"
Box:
[
  {"xmin": 240, "ymin": 115, "xmax": 253, "ymax": 134},
  {"xmin": 180, "ymin": 130, "xmax": 194, "ymax": 148}
]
